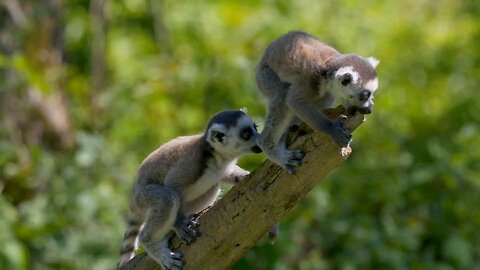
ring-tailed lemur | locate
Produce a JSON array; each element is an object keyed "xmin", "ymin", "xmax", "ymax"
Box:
[
  {"xmin": 256, "ymin": 31, "xmax": 380, "ymax": 174},
  {"xmin": 118, "ymin": 110, "xmax": 262, "ymax": 269}
]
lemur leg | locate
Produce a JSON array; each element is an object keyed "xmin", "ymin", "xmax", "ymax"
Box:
[
  {"xmin": 174, "ymin": 211, "xmax": 200, "ymax": 245},
  {"xmin": 154, "ymin": 235, "xmax": 184, "ymax": 270},
  {"xmin": 256, "ymin": 65, "xmax": 290, "ymax": 99},
  {"xmin": 256, "ymin": 66, "xmax": 305, "ymax": 174},
  {"xmin": 261, "ymin": 97, "xmax": 305, "ymax": 174},
  {"xmin": 136, "ymin": 185, "xmax": 184, "ymax": 270}
]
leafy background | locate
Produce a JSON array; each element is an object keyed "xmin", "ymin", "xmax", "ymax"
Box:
[{"xmin": 1, "ymin": 0, "xmax": 479, "ymax": 269}]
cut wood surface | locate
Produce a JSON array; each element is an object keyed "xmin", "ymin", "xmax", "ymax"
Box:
[{"xmin": 122, "ymin": 107, "xmax": 365, "ymax": 270}]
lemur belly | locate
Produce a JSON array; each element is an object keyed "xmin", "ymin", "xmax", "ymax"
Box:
[{"xmin": 183, "ymin": 164, "xmax": 231, "ymax": 202}]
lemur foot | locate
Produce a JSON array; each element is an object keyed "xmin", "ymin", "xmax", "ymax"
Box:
[
  {"xmin": 190, "ymin": 212, "xmax": 202, "ymax": 220},
  {"xmin": 174, "ymin": 216, "xmax": 201, "ymax": 245},
  {"xmin": 279, "ymin": 148, "xmax": 305, "ymax": 175},
  {"xmin": 160, "ymin": 251, "xmax": 184, "ymax": 270}
]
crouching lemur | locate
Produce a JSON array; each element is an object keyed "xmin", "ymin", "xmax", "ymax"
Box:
[
  {"xmin": 118, "ymin": 110, "xmax": 262, "ymax": 269},
  {"xmin": 256, "ymin": 31, "xmax": 380, "ymax": 174}
]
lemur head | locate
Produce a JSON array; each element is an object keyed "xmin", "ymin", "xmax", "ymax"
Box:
[
  {"xmin": 327, "ymin": 54, "xmax": 379, "ymax": 116},
  {"xmin": 205, "ymin": 110, "xmax": 262, "ymax": 159}
]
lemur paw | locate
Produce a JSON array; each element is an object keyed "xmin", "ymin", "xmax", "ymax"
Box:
[
  {"xmin": 281, "ymin": 149, "xmax": 305, "ymax": 175},
  {"xmin": 234, "ymin": 171, "xmax": 250, "ymax": 184},
  {"xmin": 328, "ymin": 120, "xmax": 352, "ymax": 147},
  {"xmin": 186, "ymin": 215, "xmax": 201, "ymax": 229},
  {"xmin": 160, "ymin": 251, "xmax": 184, "ymax": 270},
  {"xmin": 336, "ymin": 115, "xmax": 348, "ymax": 125},
  {"xmin": 190, "ymin": 212, "xmax": 202, "ymax": 220},
  {"xmin": 174, "ymin": 216, "xmax": 201, "ymax": 245}
]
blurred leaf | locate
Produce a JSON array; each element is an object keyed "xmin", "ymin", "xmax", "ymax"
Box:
[{"xmin": 1, "ymin": 0, "xmax": 480, "ymax": 269}]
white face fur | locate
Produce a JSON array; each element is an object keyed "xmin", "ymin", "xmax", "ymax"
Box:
[
  {"xmin": 331, "ymin": 58, "xmax": 379, "ymax": 115},
  {"xmin": 207, "ymin": 114, "xmax": 261, "ymax": 159}
]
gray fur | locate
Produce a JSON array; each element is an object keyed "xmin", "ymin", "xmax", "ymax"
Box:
[
  {"xmin": 118, "ymin": 110, "xmax": 261, "ymax": 269},
  {"xmin": 206, "ymin": 110, "xmax": 247, "ymax": 130},
  {"xmin": 256, "ymin": 31, "xmax": 379, "ymax": 174}
]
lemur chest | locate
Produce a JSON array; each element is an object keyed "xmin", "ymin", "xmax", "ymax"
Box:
[
  {"xmin": 183, "ymin": 165, "xmax": 230, "ymax": 202},
  {"xmin": 313, "ymin": 82, "xmax": 334, "ymax": 105}
]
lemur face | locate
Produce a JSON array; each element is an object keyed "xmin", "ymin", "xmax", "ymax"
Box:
[
  {"xmin": 330, "ymin": 55, "xmax": 379, "ymax": 116},
  {"xmin": 206, "ymin": 110, "xmax": 262, "ymax": 158}
]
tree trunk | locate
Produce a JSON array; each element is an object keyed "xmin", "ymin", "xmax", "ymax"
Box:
[{"xmin": 122, "ymin": 106, "xmax": 365, "ymax": 270}]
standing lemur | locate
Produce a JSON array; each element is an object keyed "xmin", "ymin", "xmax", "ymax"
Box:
[
  {"xmin": 256, "ymin": 31, "xmax": 380, "ymax": 174},
  {"xmin": 118, "ymin": 110, "xmax": 262, "ymax": 269}
]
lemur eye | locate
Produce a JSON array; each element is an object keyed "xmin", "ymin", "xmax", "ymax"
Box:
[
  {"xmin": 341, "ymin": 77, "xmax": 351, "ymax": 86},
  {"xmin": 240, "ymin": 128, "xmax": 252, "ymax": 141}
]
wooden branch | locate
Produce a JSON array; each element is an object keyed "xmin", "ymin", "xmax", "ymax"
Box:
[
  {"xmin": 122, "ymin": 107, "xmax": 365, "ymax": 270},
  {"xmin": 3, "ymin": 0, "xmax": 28, "ymax": 29}
]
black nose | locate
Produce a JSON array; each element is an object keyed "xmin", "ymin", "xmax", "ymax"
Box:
[
  {"xmin": 358, "ymin": 106, "xmax": 372, "ymax": 114},
  {"xmin": 251, "ymin": 145, "xmax": 262, "ymax": 153},
  {"xmin": 360, "ymin": 90, "xmax": 371, "ymax": 102}
]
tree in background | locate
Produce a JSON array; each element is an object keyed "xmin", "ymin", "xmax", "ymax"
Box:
[{"xmin": 0, "ymin": 0, "xmax": 479, "ymax": 269}]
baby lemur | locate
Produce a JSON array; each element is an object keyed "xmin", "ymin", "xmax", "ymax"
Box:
[
  {"xmin": 118, "ymin": 110, "xmax": 262, "ymax": 269},
  {"xmin": 256, "ymin": 31, "xmax": 379, "ymax": 174}
]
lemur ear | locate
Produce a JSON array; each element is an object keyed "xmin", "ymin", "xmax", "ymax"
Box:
[
  {"xmin": 366, "ymin": 57, "xmax": 380, "ymax": 68},
  {"xmin": 207, "ymin": 124, "xmax": 227, "ymax": 144},
  {"xmin": 239, "ymin": 107, "xmax": 248, "ymax": 114}
]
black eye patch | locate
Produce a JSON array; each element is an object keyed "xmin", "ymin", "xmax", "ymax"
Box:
[
  {"xmin": 240, "ymin": 127, "xmax": 252, "ymax": 141},
  {"xmin": 341, "ymin": 77, "xmax": 351, "ymax": 86},
  {"xmin": 359, "ymin": 90, "xmax": 371, "ymax": 102}
]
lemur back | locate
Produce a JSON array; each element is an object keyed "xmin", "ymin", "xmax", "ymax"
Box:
[{"xmin": 135, "ymin": 135, "xmax": 207, "ymax": 190}]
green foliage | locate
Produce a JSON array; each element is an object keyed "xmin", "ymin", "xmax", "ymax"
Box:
[{"xmin": 1, "ymin": 0, "xmax": 479, "ymax": 269}]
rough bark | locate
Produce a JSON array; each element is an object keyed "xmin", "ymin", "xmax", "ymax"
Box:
[{"xmin": 122, "ymin": 106, "xmax": 365, "ymax": 270}]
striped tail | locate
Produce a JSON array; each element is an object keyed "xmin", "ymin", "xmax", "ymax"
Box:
[{"xmin": 118, "ymin": 211, "xmax": 143, "ymax": 268}]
